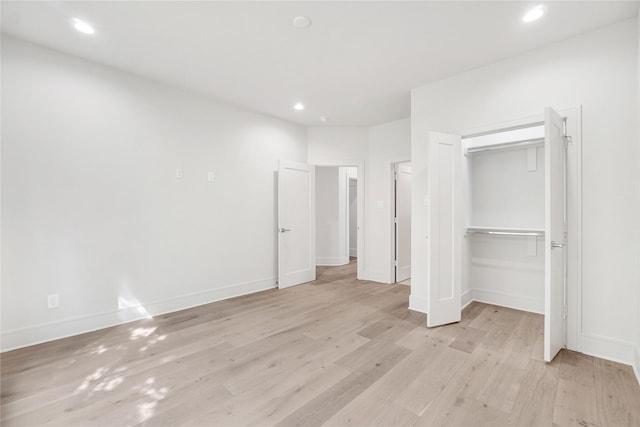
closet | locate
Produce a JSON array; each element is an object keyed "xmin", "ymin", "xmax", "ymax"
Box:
[{"xmin": 425, "ymin": 107, "xmax": 568, "ymax": 362}]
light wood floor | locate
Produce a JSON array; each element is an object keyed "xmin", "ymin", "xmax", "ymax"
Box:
[{"xmin": 2, "ymin": 260, "xmax": 639, "ymax": 426}]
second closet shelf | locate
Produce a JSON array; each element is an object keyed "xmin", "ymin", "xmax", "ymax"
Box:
[{"xmin": 466, "ymin": 226, "xmax": 545, "ymax": 237}]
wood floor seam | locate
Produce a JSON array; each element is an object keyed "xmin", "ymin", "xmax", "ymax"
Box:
[{"xmin": 2, "ymin": 261, "xmax": 639, "ymax": 426}]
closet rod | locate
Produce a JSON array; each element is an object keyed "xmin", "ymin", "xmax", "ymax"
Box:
[
  {"xmin": 466, "ymin": 137, "xmax": 544, "ymax": 154},
  {"xmin": 466, "ymin": 229, "xmax": 545, "ymax": 237}
]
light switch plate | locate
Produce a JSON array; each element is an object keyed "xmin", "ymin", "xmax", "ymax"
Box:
[
  {"xmin": 176, "ymin": 168, "xmax": 183, "ymax": 179},
  {"xmin": 376, "ymin": 200, "xmax": 384, "ymax": 209},
  {"xmin": 47, "ymin": 294, "xmax": 59, "ymax": 309},
  {"xmin": 207, "ymin": 172, "xmax": 215, "ymax": 182}
]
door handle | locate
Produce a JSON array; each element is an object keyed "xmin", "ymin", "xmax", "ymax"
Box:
[
  {"xmin": 280, "ymin": 228, "xmax": 292, "ymax": 233},
  {"xmin": 551, "ymin": 241, "xmax": 565, "ymax": 249}
]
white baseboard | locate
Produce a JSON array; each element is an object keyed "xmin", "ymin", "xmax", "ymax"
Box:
[
  {"xmin": 409, "ymin": 294, "xmax": 428, "ymax": 314},
  {"xmin": 1, "ymin": 276, "xmax": 277, "ymax": 352},
  {"xmin": 362, "ymin": 270, "xmax": 392, "ymax": 284},
  {"xmin": 470, "ymin": 289, "xmax": 544, "ymax": 314},
  {"xmin": 461, "ymin": 289, "xmax": 473, "ymax": 310},
  {"xmin": 316, "ymin": 257, "xmax": 350, "ymax": 266},
  {"xmin": 579, "ymin": 333, "xmax": 637, "ymax": 368},
  {"xmin": 349, "ymin": 248, "xmax": 357, "ymax": 257}
]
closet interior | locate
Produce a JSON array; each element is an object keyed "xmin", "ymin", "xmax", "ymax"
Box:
[
  {"xmin": 424, "ymin": 107, "xmax": 568, "ymax": 362},
  {"xmin": 462, "ymin": 124, "xmax": 546, "ymax": 315}
]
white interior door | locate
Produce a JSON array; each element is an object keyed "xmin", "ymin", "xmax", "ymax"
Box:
[
  {"xmin": 395, "ymin": 163, "xmax": 412, "ymax": 282},
  {"xmin": 544, "ymin": 107, "xmax": 567, "ymax": 361},
  {"xmin": 427, "ymin": 132, "xmax": 462, "ymax": 327},
  {"xmin": 278, "ymin": 160, "xmax": 316, "ymax": 289}
]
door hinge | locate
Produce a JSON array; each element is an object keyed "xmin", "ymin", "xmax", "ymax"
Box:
[
  {"xmin": 562, "ymin": 118, "xmax": 572, "ymax": 144},
  {"xmin": 394, "ymin": 217, "xmax": 398, "ymax": 224},
  {"xmin": 394, "ymin": 260, "xmax": 398, "ymax": 267},
  {"xmin": 562, "ymin": 305, "xmax": 568, "ymax": 320}
]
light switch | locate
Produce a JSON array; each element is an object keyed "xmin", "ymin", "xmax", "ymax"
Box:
[
  {"xmin": 376, "ymin": 200, "xmax": 384, "ymax": 209},
  {"xmin": 207, "ymin": 172, "xmax": 215, "ymax": 182},
  {"xmin": 176, "ymin": 168, "xmax": 183, "ymax": 179}
]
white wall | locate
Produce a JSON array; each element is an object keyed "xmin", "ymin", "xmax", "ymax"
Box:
[
  {"xmin": 411, "ymin": 18, "xmax": 639, "ymax": 365},
  {"xmin": 367, "ymin": 119, "xmax": 411, "ymax": 283},
  {"xmin": 1, "ymin": 37, "xmax": 307, "ymax": 350},
  {"xmin": 315, "ymin": 167, "xmax": 349, "ymax": 266},
  {"xmin": 307, "ymin": 128, "xmax": 369, "ymax": 164}
]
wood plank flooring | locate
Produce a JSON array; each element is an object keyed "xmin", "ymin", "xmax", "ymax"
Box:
[{"xmin": 2, "ymin": 260, "xmax": 639, "ymax": 426}]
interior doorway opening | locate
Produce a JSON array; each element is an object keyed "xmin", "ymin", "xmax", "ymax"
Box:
[
  {"xmin": 394, "ymin": 161, "xmax": 412, "ymax": 285},
  {"xmin": 315, "ymin": 166, "xmax": 359, "ymax": 275}
]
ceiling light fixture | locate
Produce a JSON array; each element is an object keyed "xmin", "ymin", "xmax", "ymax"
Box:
[
  {"xmin": 522, "ymin": 5, "xmax": 545, "ymax": 23},
  {"xmin": 293, "ymin": 16, "xmax": 311, "ymax": 28},
  {"xmin": 293, "ymin": 102, "xmax": 305, "ymax": 111},
  {"xmin": 72, "ymin": 18, "xmax": 95, "ymax": 35}
]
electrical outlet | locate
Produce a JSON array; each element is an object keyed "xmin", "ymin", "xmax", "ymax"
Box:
[
  {"xmin": 207, "ymin": 171, "xmax": 215, "ymax": 182},
  {"xmin": 176, "ymin": 168, "xmax": 183, "ymax": 179},
  {"xmin": 47, "ymin": 294, "xmax": 59, "ymax": 309}
]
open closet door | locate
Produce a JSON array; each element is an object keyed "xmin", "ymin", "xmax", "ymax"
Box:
[
  {"xmin": 278, "ymin": 160, "xmax": 316, "ymax": 289},
  {"xmin": 544, "ymin": 107, "xmax": 568, "ymax": 362},
  {"xmin": 426, "ymin": 132, "xmax": 462, "ymax": 327}
]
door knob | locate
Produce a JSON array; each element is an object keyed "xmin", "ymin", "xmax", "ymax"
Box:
[
  {"xmin": 280, "ymin": 228, "xmax": 292, "ymax": 233},
  {"xmin": 551, "ymin": 241, "xmax": 565, "ymax": 249}
]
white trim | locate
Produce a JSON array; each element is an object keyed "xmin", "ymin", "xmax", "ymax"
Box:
[
  {"xmin": 409, "ymin": 295, "xmax": 428, "ymax": 314},
  {"xmin": 470, "ymin": 289, "xmax": 544, "ymax": 314},
  {"xmin": 580, "ymin": 333, "xmax": 637, "ymax": 367},
  {"xmin": 1, "ymin": 276, "xmax": 277, "ymax": 352},
  {"xmin": 316, "ymin": 257, "xmax": 350, "ymax": 267}
]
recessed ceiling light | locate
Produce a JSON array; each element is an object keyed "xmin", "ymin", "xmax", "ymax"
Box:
[
  {"xmin": 522, "ymin": 5, "xmax": 545, "ymax": 23},
  {"xmin": 320, "ymin": 116, "xmax": 329, "ymax": 122},
  {"xmin": 293, "ymin": 102, "xmax": 305, "ymax": 111},
  {"xmin": 293, "ymin": 16, "xmax": 311, "ymax": 29},
  {"xmin": 72, "ymin": 18, "xmax": 95, "ymax": 35}
]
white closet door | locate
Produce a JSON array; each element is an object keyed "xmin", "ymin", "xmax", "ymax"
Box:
[
  {"xmin": 427, "ymin": 132, "xmax": 462, "ymax": 327},
  {"xmin": 278, "ymin": 160, "xmax": 316, "ymax": 289},
  {"xmin": 544, "ymin": 107, "xmax": 567, "ymax": 362}
]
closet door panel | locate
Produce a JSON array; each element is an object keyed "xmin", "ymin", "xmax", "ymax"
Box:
[
  {"xmin": 427, "ymin": 132, "xmax": 462, "ymax": 327},
  {"xmin": 544, "ymin": 107, "xmax": 567, "ymax": 362}
]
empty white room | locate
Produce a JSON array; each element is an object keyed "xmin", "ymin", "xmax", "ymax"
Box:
[{"xmin": 1, "ymin": 1, "xmax": 640, "ymax": 426}]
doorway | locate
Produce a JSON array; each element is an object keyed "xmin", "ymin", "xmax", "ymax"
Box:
[
  {"xmin": 315, "ymin": 166, "xmax": 359, "ymax": 275},
  {"xmin": 394, "ymin": 162, "xmax": 412, "ymax": 284}
]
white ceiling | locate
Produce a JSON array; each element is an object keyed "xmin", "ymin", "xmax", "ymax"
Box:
[{"xmin": 2, "ymin": 1, "xmax": 638, "ymax": 126}]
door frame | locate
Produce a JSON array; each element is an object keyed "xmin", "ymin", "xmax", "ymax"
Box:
[
  {"xmin": 347, "ymin": 176, "xmax": 358, "ymax": 259},
  {"xmin": 391, "ymin": 160, "xmax": 412, "ymax": 283},
  {"xmin": 311, "ymin": 160, "xmax": 365, "ymax": 280},
  {"xmin": 456, "ymin": 106, "xmax": 582, "ymax": 353}
]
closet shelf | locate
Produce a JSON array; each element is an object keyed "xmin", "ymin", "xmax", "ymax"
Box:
[
  {"xmin": 466, "ymin": 226, "xmax": 545, "ymax": 237},
  {"xmin": 465, "ymin": 137, "xmax": 544, "ymax": 154}
]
